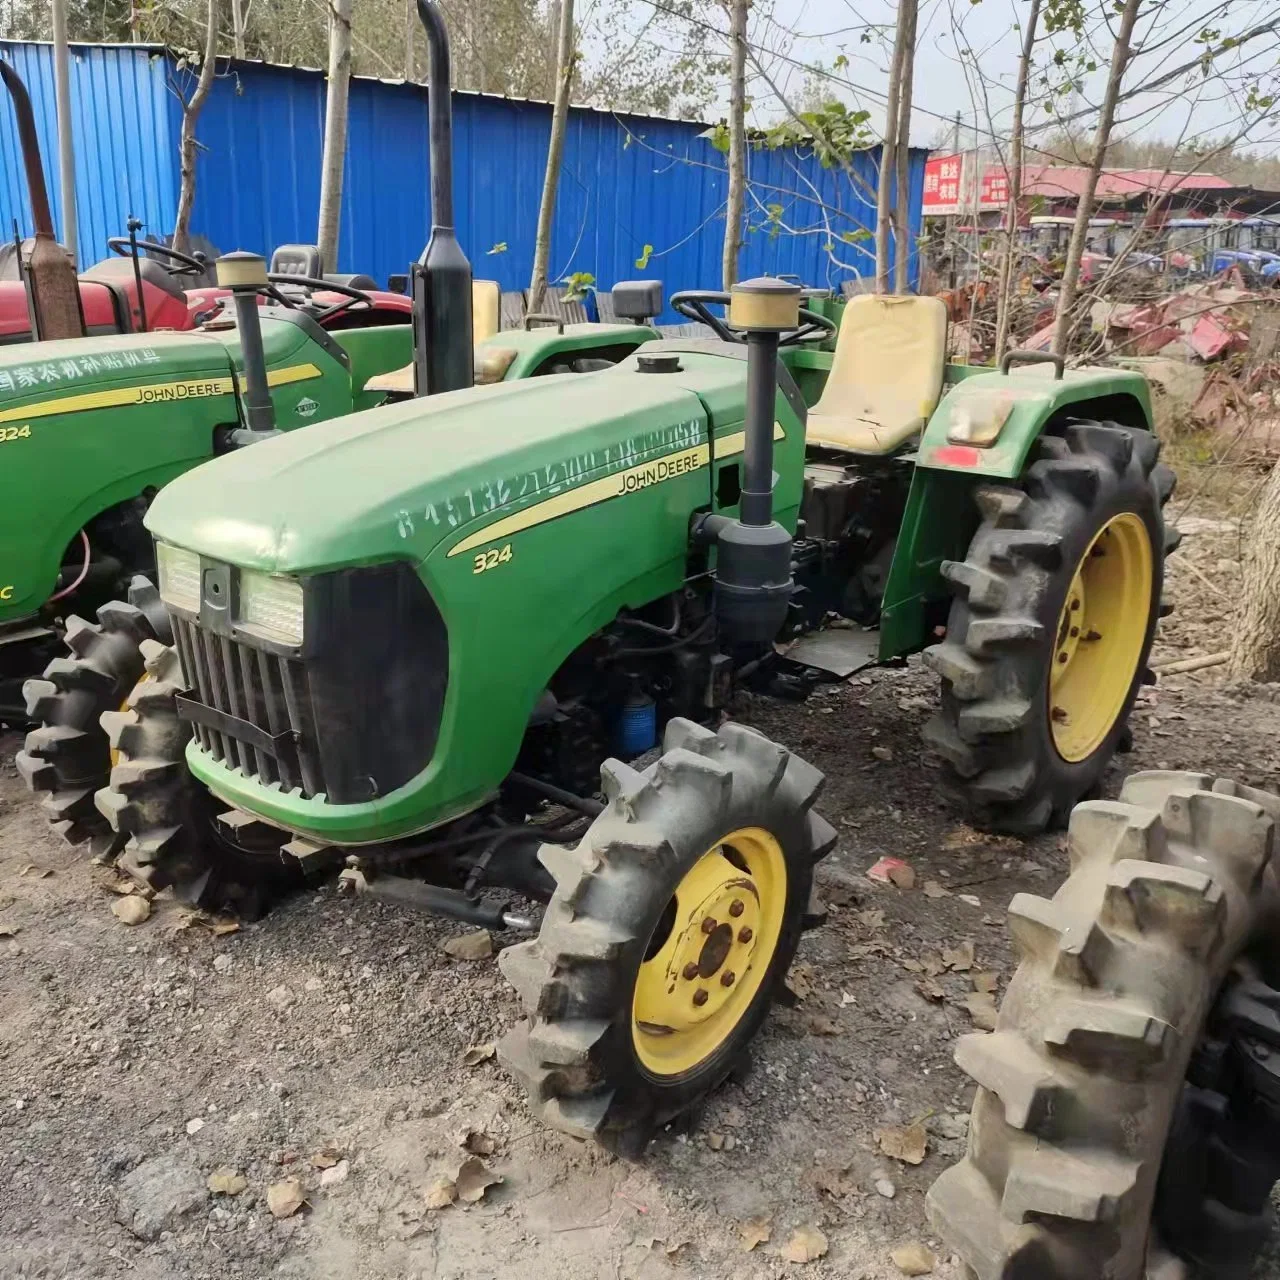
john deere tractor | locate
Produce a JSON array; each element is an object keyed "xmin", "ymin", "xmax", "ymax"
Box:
[
  {"xmin": 7, "ymin": 98, "xmax": 657, "ymax": 856},
  {"xmin": 73, "ymin": 0, "xmax": 1178, "ymax": 1152}
]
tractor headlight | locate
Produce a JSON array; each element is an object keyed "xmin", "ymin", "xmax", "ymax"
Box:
[
  {"xmin": 237, "ymin": 570, "xmax": 305, "ymax": 646},
  {"xmin": 156, "ymin": 542, "xmax": 201, "ymax": 613}
]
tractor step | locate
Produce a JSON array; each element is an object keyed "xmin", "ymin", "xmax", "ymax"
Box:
[{"xmin": 784, "ymin": 626, "xmax": 880, "ymax": 678}]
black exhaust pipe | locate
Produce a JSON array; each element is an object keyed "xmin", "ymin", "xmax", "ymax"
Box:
[{"xmin": 412, "ymin": 0, "xmax": 473, "ymax": 397}]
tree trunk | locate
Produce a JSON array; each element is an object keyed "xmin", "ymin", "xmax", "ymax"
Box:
[
  {"xmin": 891, "ymin": 0, "xmax": 917, "ymax": 293},
  {"xmin": 404, "ymin": 0, "xmax": 414, "ymax": 79},
  {"xmin": 172, "ymin": 0, "xmax": 219, "ymax": 255},
  {"xmin": 1228, "ymin": 463, "xmax": 1280, "ymax": 682},
  {"xmin": 994, "ymin": 0, "xmax": 1041, "ymax": 362},
  {"xmin": 528, "ymin": 0, "xmax": 575, "ymax": 312},
  {"xmin": 317, "ymin": 0, "xmax": 353, "ymax": 273},
  {"xmin": 1050, "ymin": 0, "xmax": 1143, "ymax": 356},
  {"xmin": 874, "ymin": 3, "xmax": 908, "ymax": 292},
  {"xmin": 231, "ymin": 0, "xmax": 246, "ymax": 58},
  {"xmin": 721, "ymin": 0, "xmax": 748, "ymax": 290}
]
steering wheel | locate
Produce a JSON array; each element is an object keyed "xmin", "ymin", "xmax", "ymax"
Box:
[
  {"xmin": 264, "ymin": 272, "xmax": 373, "ymax": 325},
  {"xmin": 670, "ymin": 289, "xmax": 837, "ymax": 347},
  {"xmin": 108, "ymin": 237, "xmax": 207, "ymax": 278}
]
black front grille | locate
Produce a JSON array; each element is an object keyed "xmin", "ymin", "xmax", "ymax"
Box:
[
  {"xmin": 170, "ymin": 560, "xmax": 450, "ymax": 806},
  {"xmin": 171, "ymin": 613, "xmax": 324, "ymax": 797}
]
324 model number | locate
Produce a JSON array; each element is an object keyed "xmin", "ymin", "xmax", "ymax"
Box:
[
  {"xmin": 0, "ymin": 425, "xmax": 31, "ymax": 443},
  {"xmin": 472, "ymin": 543, "xmax": 513, "ymax": 575}
]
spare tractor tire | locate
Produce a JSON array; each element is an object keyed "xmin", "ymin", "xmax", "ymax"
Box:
[
  {"xmin": 95, "ymin": 640, "xmax": 302, "ymax": 918},
  {"xmin": 923, "ymin": 421, "xmax": 1177, "ymax": 834},
  {"xmin": 15, "ymin": 577, "xmax": 169, "ymax": 854},
  {"xmin": 926, "ymin": 771, "xmax": 1280, "ymax": 1280},
  {"xmin": 498, "ymin": 717, "xmax": 836, "ymax": 1155}
]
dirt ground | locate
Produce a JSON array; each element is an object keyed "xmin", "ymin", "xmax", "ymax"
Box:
[{"xmin": 2, "ymin": 495, "xmax": 1279, "ymax": 1280}]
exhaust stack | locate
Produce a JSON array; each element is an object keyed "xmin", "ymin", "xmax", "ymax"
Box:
[
  {"xmin": 411, "ymin": 0, "xmax": 473, "ymax": 397},
  {"xmin": 0, "ymin": 59, "xmax": 83, "ymax": 341}
]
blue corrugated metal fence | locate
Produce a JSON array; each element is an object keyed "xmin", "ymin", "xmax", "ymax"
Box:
[{"xmin": 0, "ymin": 40, "xmax": 925, "ymax": 315}]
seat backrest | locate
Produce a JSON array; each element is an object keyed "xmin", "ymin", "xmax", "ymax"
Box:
[
  {"xmin": 820, "ymin": 293, "xmax": 947, "ymax": 423},
  {"xmin": 270, "ymin": 243, "xmax": 322, "ymax": 278},
  {"xmin": 473, "ymin": 279, "xmax": 500, "ymax": 341}
]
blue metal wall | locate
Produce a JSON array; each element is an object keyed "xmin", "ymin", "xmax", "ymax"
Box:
[
  {"xmin": 0, "ymin": 41, "xmax": 177, "ymax": 261},
  {"xmin": 0, "ymin": 41, "xmax": 926, "ymax": 314}
]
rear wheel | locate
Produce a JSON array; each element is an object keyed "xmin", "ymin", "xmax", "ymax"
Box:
[
  {"xmin": 15, "ymin": 578, "xmax": 168, "ymax": 854},
  {"xmin": 923, "ymin": 421, "xmax": 1175, "ymax": 833},
  {"xmin": 498, "ymin": 718, "xmax": 836, "ymax": 1154},
  {"xmin": 926, "ymin": 771, "xmax": 1280, "ymax": 1279}
]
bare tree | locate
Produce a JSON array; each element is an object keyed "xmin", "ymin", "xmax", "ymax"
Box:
[
  {"xmin": 993, "ymin": 0, "xmax": 1041, "ymax": 361},
  {"xmin": 172, "ymin": 0, "xmax": 219, "ymax": 255},
  {"xmin": 721, "ymin": 0, "xmax": 748, "ymax": 290},
  {"xmin": 891, "ymin": 0, "xmax": 918, "ymax": 293},
  {"xmin": 873, "ymin": 6, "xmax": 908, "ymax": 292},
  {"xmin": 1049, "ymin": 0, "xmax": 1143, "ymax": 356},
  {"xmin": 231, "ymin": 0, "xmax": 247, "ymax": 57},
  {"xmin": 528, "ymin": 0, "xmax": 576, "ymax": 311},
  {"xmin": 317, "ymin": 0, "xmax": 353, "ymax": 272}
]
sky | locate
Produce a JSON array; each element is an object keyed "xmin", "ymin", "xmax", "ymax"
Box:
[{"xmin": 731, "ymin": 0, "xmax": 1280, "ymax": 157}]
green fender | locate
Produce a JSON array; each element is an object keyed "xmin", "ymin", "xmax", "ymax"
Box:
[{"xmin": 877, "ymin": 363, "xmax": 1154, "ymax": 659}]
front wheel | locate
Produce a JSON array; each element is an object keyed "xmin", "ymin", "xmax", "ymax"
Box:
[
  {"xmin": 927, "ymin": 771, "xmax": 1280, "ymax": 1279},
  {"xmin": 498, "ymin": 718, "xmax": 836, "ymax": 1154},
  {"xmin": 923, "ymin": 420, "xmax": 1176, "ymax": 833}
]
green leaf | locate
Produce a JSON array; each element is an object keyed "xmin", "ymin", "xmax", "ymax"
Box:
[
  {"xmin": 559, "ymin": 271, "xmax": 596, "ymax": 303},
  {"xmin": 635, "ymin": 243, "xmax": 654, "ymax": 270},
  {"xmin": 486, "ymin": 242, "xmax": 508, "ymax": 255},
  {"xmin": 833, "ymin": 54, "xmax": 848, "ymax": 69},
  {"xmin": 839, "ymin": 228, "xmax": 872, "ymax": 243}
]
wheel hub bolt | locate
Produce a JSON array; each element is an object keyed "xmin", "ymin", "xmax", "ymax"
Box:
[
  {"xmin": 738, "ymin": 926, "xmax": 753, "ymax": 943},
  {"xmin": 1070, "ymin": 626, "xmax": 1079, "ymax": 637},
  {"xmin": 1070, "ymin": 599, "xmax": 1080, "ymax": 611},
  {"xmin": 682, "ymin": 962, "xmax": 699, "ymax": 980},
  {"xmin": 701, "ymin": 917, "xmax": 717, "ymax": 935},
  {"xmin": 729, "ymin": 900, "xmax": 744, "ymax": 918},
  {"xmin": 1057, "ymin": 652, "xmax": 1068, "ymax": 664},
  {"xmin": 720, "ymin": 971, "xmax": 736, "ymax": 987},
  {"xmin": 693, "ymin": 988, "xmax": 709, "ymax": 1007}
]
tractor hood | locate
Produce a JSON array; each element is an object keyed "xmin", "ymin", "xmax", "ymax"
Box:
[
  {"xmin": 145, "ymin": 367, "xmax": 717, "ymax": 574},
  {"xmin": 0, "ymin": 329, "xmax": 234, "ymax": 408}
]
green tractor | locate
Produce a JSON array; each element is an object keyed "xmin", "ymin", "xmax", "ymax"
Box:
[
  {"xmin": 7, "ymin": 182, "xmax": 656, "ymax": 856},
  {"xmin": 926, "ymin": 771, "xmax": 1280, "ymax": 1280},
  {"xmin": 59, "ymin": 0, "xmax": 1176, "ymax": 1151}
]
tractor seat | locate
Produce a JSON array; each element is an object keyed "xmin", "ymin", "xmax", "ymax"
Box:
[
  {"xmin": 806, "ymin": 293, "xmax": 947, "ymax": 454},
  {"xmin": 270, "ymin": 244, "xmax": 323, "ymax": 277}
]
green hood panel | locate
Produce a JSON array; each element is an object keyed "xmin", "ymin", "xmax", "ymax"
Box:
[{"xmin": 146, "ymin": 368, "xmax": 717, "ymax": 574}]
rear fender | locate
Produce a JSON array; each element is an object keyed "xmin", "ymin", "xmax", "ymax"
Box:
[{"xmin": 916, "ymin": 367, "xmax": 1153, "ymax": 479}]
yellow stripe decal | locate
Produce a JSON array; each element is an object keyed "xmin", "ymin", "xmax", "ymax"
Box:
[
  {"xmin": 0, "ymin": 362, "xmax": 323, "ymax": 424},
  {"xmin": 448, "ymin": 423, "xmax": 784, "ymax": 558}
]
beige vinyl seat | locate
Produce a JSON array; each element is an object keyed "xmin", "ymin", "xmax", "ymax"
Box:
[
  {"xmin": 364, "ymin": 278, "xmax": 503, "ymax": 397},
  {"xmin": 806, "ymin": 293, "xmax": 948, "ymax": 454}
]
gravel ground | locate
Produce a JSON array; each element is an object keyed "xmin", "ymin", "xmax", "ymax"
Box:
[{"xmin": 1, "ymin": 500, "xmax": 1278, "ymax": 1280}]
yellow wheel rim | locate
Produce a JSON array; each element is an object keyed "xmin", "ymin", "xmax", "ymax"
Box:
[
  {"xmin": 108, "ymin": 670, "xmax": 150, "ymax": 769},
  {"xmin": 1049, "ymin": 511, "xmax": 1153, "ymax": 763},
  {"xmin": 631, "ymin": 827, "xmax": 787, "ymax": 1079}
]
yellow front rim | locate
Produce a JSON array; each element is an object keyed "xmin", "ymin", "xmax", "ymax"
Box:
[
  {"xmin": 1049, "ymin": 511, "xmax": 1153, "ymax": 763},
  {"xmin": 631, "ymin": 827, "xmax": 787, "ymax": 1078},
  {"xmin": 108, "ymin": 671, "xmax": 150, "ymax": 769}
]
